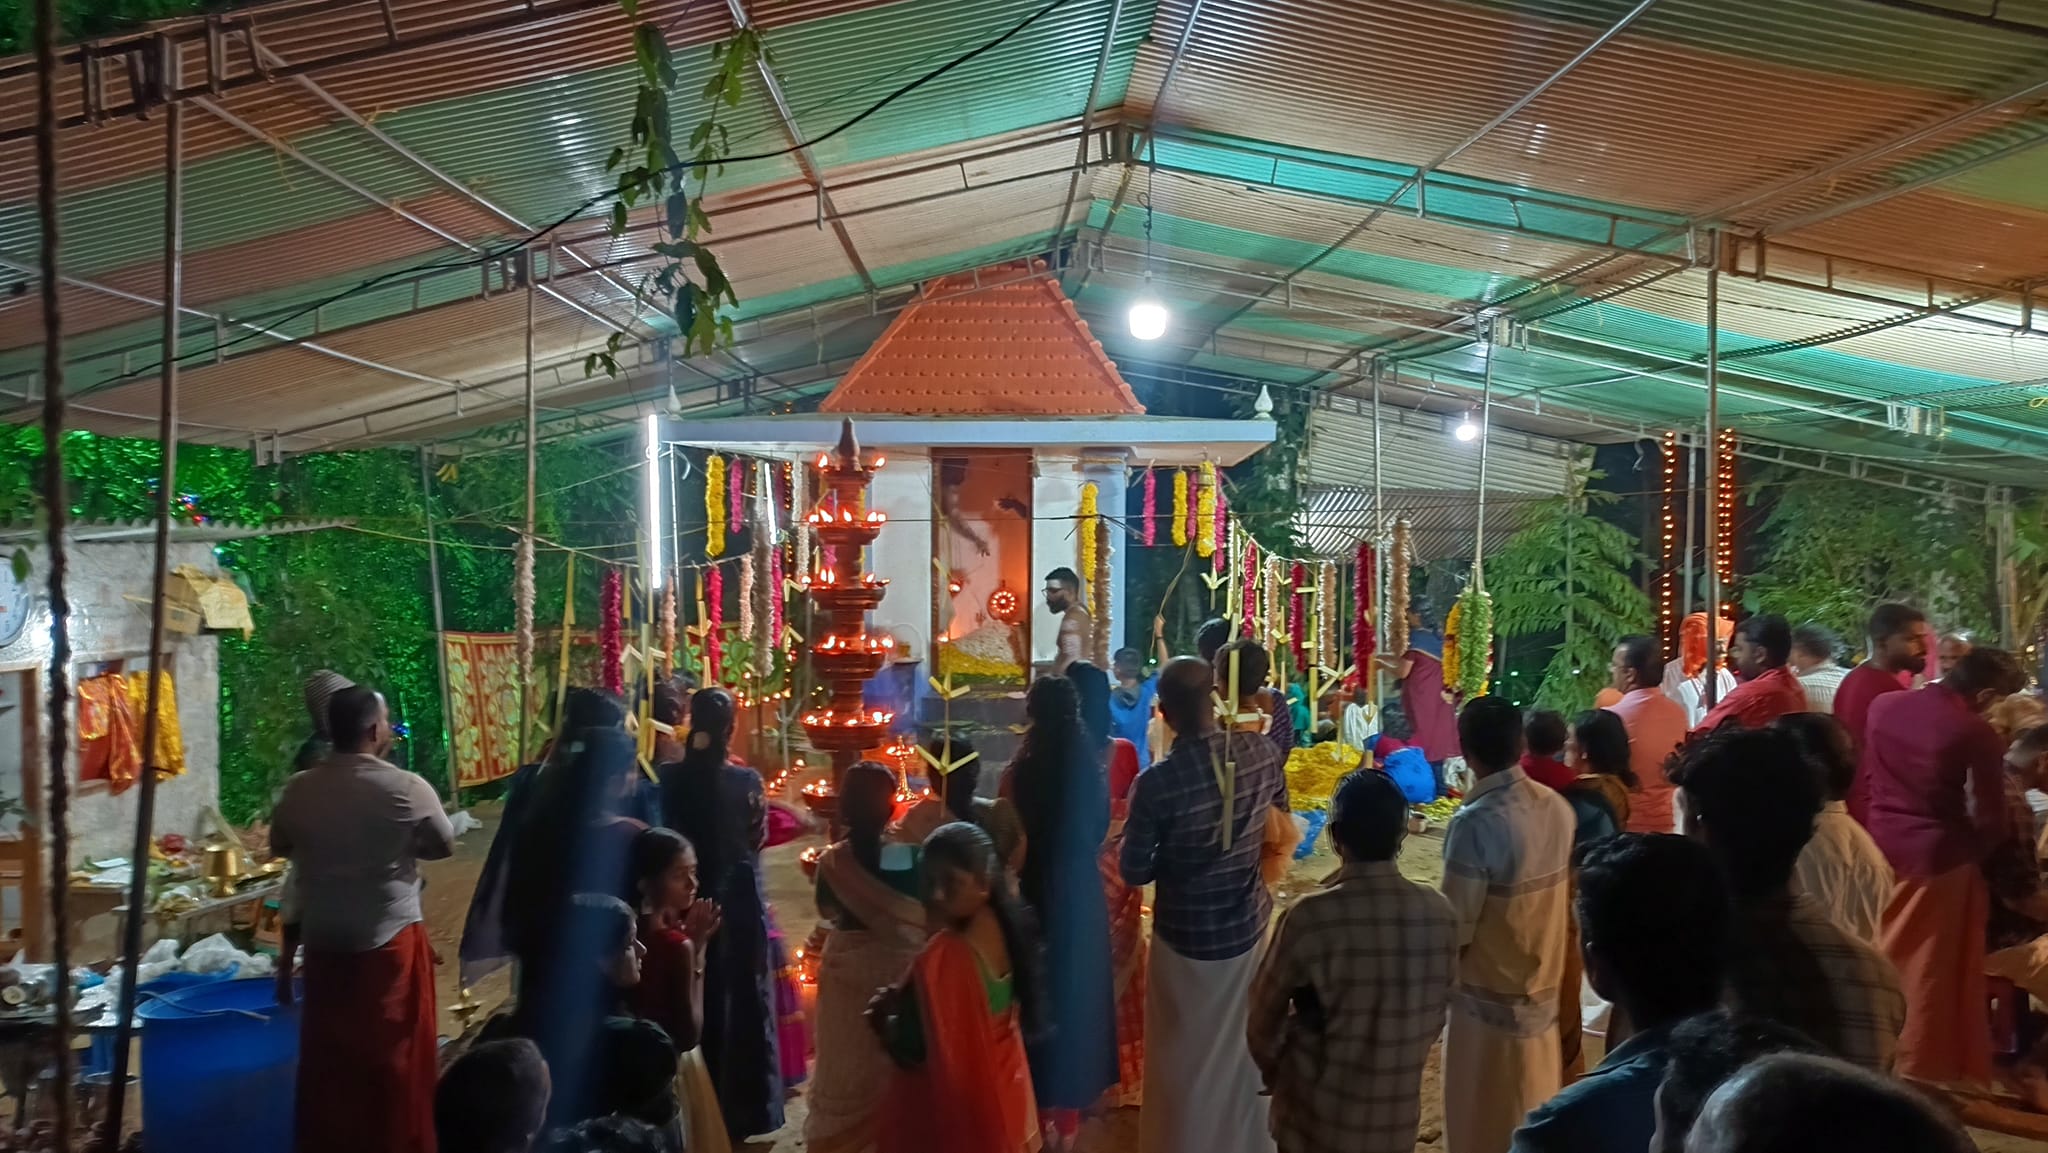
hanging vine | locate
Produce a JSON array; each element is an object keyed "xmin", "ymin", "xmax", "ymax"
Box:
[{"xmin": 588, "ymin": 4, "xmax": 766, "ymax": 376}]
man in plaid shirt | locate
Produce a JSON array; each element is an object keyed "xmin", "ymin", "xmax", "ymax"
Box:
[
  {"xmin": 1122, "ymin": 656, "xmax": 1289, "ymax": 1153},
  {"xmin": 1248, "ymin": 769, "xmax": 1456, "ymax": 1153}
]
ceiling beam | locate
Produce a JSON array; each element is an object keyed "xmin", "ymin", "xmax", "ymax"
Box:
[{"xmin": 1047, "ymin": 0, "xmax": 1127, "ymax": 254}]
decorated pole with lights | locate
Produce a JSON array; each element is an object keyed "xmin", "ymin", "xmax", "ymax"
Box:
[{"xmin": 799, "ymin": 420, "xmax": 893, "ymax": 829}]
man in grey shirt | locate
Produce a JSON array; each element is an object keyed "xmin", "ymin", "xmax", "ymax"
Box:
[{"xmin": 272, "ymin": 685, "xmax": 454, "ymax": 1153}]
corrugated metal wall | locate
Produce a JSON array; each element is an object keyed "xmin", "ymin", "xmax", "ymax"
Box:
[{"xmin": 1303, "ymin": 401, "xmax": 1578, "ymax": 493}]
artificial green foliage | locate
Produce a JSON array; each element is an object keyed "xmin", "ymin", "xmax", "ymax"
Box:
[
  {"xmin": 0, "ymin": 0, "xmax": 226, "ymax": 54},
  {"xmin": 1744, "ymin": 469, "xmax": 1994, "ymax": 648},
  {"xmin": 1487, "ymin": 455, "xmax": 1653, "ymax": 714},
  {"xmin": 1, "ymin": 425, "xmax": 639, "ymax": 824},
  {"xmin": 1225, "ymin": 388, "xmax": 1308, "ymax": 556}
]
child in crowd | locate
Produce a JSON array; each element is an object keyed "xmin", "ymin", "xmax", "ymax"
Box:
[
  {"xmin": 626, "ymin": 827, "xmax": 730, "ymax": 1153},
  {"xmin": 868, "ymin": 822, "xmax": 1043, "ymax": 1153},
  {"xmin": 435, "ymin": 1038, "xmax": 551, "ymax": 1153}
]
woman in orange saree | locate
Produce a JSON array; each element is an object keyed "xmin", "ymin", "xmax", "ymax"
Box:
[{"xmin": 874, "ymin": 822, "xmax": 1042, "ymax": 1153}]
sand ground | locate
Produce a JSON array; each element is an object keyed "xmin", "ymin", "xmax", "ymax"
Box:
[{"xmin": 416, "ymin": 802, "xmax": 2039, "ymax": 1152}]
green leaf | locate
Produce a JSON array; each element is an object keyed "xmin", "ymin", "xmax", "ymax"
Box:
[
  {"xmin": 666, "ymin": 190, "xmax": 690, "ymax": 241},
  {"xmin": 9, "ymin": 547, "xmax": 27, "ymax": 583},
  {"xmin": 605, "ymin": 146, "xmax": 626, "ymax": 172},
  {"xmin": 619, "ymin": 0, "xmax": 640, "ymax": 15},
  {"xmin": 609, "ymin": 201, "xmax": 629, "ymax": 235}
]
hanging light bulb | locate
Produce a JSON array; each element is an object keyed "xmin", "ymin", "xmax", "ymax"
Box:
[
  {"xmin": 1453, "ymin": 413, "xmax": 1480, "ymax": 442},
  {"xmin": 1129, "ymin": 272, "xmax": 1168, "ymax": 341}
]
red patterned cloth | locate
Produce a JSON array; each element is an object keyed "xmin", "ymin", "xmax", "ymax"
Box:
[
  {"xmin": 443, "ymin": 632, "xmax": 524, "ymax": 788},
  {"xmin": 297, "ymin": 921, "xmax": 438, "ymax": 1153}
]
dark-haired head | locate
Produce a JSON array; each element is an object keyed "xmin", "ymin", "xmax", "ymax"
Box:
[
  {"xmin": 1732, "ymin": 614, "xmax": 1792, "ymax": 678},
  {"xmin": 1216, "ymin": 639, "xmax": 1271, "ymax": 703},
  {"xmin": 1866, "ymin": 602, "xmax": 1927, "ymax": 675},
  {"xmin": 1014, "ymin": 675, "xmax": 1103, "ymax": 863},
  {"xmin": 436, "ymin": 1038, "xmax": 551, "ymax": 1153},
  {"xmin": 1614, "ymin": 635, "xmax": 1662, "ymax": 694},
  {"xmin": 1196, "ymin": 618, "xmax": 1232, "ymax": 663},
  {"xmin": 1572, "ymin": 708, "xmax": 1637, "ymax": 789},
  {"xmin": 650, "ymin": 681, "xmax": 688, "ymax": 728},
  {"xmin": 1790, "ymin": 623, "xmax": 1838, "ymax": 671},
  {"xmin": 627, "ymin": 826, "xmax": 697, "ymax": 917},
  {"xmin": 922, "ymin": 821, "xmax": 1044, "ymax": 1037},
  {"xmin": 1064, "ymin": 661, "xmax": 1113, "ymax": 750},
  {"xmin": 840, "ymin": 760, "xmax": 900, "ymax": 855},
  {"xmin": 1773, "ymin": 713, "xmax": 1855, "ymax": 802},
  {"xmin": 1668, "ymin": 727, "xmax": 1821, "ymax": 900},
  {"xmin": 559, "ymin": 687, "xmax": 628, "ymax": 740},
  {"xmin": 1459, "ymin": 696, "xmax": 1524, "ymax": 776},
  {"xmin": 683, "ymin": 688, "xmax": 736, "ymax": 766},
  {"xmin": 1947, "ymin": 646, "xmax": 2028, "ymax": 714},
  {"xmin": 1687, "ymin": 1053, "xmax": 1975, "ymax": 1153},
  {"xmin": 1157, "ymin": 657, "xmax": 1216, "ymax": 739},
  {"xmin": 1043, "ymin": 568, "xmax": 1082, "ymax": 614},
  {"xmin": 1650, "ymin": 1009, "xmax": 1823, "ymax": 1153},
  {"xmin": 1328, "ymin": 770, "xmax": 1407, "ymax": 862},
  {"xmin": 1524, "ymin": 710, "xmax": 1568, "ymax": 758},
  {"xmin": 327, "ymin": 686, "xmax": 389, "ymax": 756},
  {"xmin": 535, "ymin": 1116, "xmax": 669, "ymax": 1153},
  {"xmin": 1576, "ymin": 833, "xmax": 1729, "ymax": 1028},
  {"xmin": 1113, "ymin": 646, "xmax": 1144, "ymax": 683}
]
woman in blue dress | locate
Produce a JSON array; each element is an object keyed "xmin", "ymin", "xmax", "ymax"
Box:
[
  {"xmin": 658, "ymin": 688, "xmax": 783, "ymax": 1141},
  {"xmin": 1004, "ymin": 673, "xmax": 1117, "ymax": 1147}
]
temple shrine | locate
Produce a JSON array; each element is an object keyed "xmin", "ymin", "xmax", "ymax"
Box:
[{"xmin": 668, "ymin": 260, "xmax": 1273, "ymax": 762}]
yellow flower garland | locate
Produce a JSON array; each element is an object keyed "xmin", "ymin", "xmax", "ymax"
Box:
[
  {"xmin": 1078, "ymin": 482, "xmax": 1100, "ymax": 608},
  {"xmin": 1442, "ymin": 599, "xmax": 1462, "ymax": 691},
  {"xmin": 1196, "ymin": 462, "xmax": 1217, "ymax": 558},
  {"xmin": 1171, "ymin": 469, "xmax": 1190, "ymax": 547},
  {"xmin": 705, "ymin": 453, "xmax": 727, "ymax": 558}
]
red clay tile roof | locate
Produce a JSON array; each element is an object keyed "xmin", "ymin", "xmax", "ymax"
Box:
[{"xmin": 819, "ymin": 261, "xmax": 1146, "ymax": 417}]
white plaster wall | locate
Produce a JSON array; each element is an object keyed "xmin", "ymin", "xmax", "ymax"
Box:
[
  {"xmin": 1031, "ymin": 455, "xmax": 1084, "ymax": 666},
  {"xmin": 0, "ymin": 540, "xmax": 222, "ymax": 862},
  {"xmin": 866, "ymin": 454, "xmax": 934, "ymax": 656}
]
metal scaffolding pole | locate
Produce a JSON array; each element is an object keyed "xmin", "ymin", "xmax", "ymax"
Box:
[
  {"xmin": 517, "ymin": 256, "xmax": 538, "ymax": 759},
  {"xmin": 106, "ymin": 78, "xmax": 183, "ymax": 1144},
  {"xmin": 1704, "ymin": 241, "xmax": 1724, "ymax": 711},
  {"xmin": 1681, "ymin": 435, "xmax": 1697, "ymax": 623},
  {"xmin": 1371, "ymin": 362, "xmax": 1386, "ymax": 707},
  {"xmin": 1475, "ymin": 338, "xmax": 1494, "ymax": 580},
  {"xmin": 422, "ymin": 447, "xmax": 455, "ymax": 802}
]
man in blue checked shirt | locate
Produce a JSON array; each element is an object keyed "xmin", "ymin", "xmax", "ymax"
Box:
[{"xmin": 1120, "ymin": 657, "xmax": 1288, "ymax": 1153}]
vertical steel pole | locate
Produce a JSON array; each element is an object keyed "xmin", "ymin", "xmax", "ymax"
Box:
[
  {"xmin": 1997, "ymin": 487, "xmax": 2017, "ymax": 649},
  {"xmin": 107, "ymin": 42, "xmax": 184, "ymax": 1149},
  {"xmin": 1475, "ymin": 337, "xmax": 1494, "ymax": 580},
  {"xmin": 1703, "ymin": 239, "xmax": 1724, "ymax": 710},
  {"xmin": 421, "ymin": 447, "xmax": 455, "ymax": 801},
  {"xmin": 32, "ymin": 0, "xmax": 75, "ymax": 1130},
  {"xmin": 517, "ymin": 258, "xmax": 538, "ymax": 758}
]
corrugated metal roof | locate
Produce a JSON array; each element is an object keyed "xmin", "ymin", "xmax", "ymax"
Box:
[
  {"xmin": 1295, "ymin": 485, "xmax": 1550, "ymax": 562},
  {"xmin": 1305, "ymin": 401, "xmax": 1579, "ymax": 494}
]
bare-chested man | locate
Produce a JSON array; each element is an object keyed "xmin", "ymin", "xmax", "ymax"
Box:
[{"xmin": 1044, "ymin": 567, "xmax": 1091, "ymax": 676}]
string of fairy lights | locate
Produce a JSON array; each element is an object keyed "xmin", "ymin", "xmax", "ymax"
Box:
[{"xmin": 1656, "ymin": 429, "xmax": 1741, "ymax": 653}]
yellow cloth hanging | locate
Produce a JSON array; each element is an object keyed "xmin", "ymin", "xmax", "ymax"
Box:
[{"xmin": 125, "ymin": 669, "xmax": 186, "ymax": 778}]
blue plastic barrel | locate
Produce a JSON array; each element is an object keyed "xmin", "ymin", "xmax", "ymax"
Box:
[{"xmin": 137, "ymin": 977, "xmax": 300, "ymax": 1153}]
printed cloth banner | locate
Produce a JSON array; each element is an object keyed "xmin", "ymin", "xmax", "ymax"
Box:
[{"xmin": 443, "ymin": 632, "xmax": 524, "ymax": 789}]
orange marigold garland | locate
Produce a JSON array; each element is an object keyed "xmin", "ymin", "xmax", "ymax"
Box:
[{"xmin": 1171, "ymin": 469, "xmax": 1190, "ymax": 548}]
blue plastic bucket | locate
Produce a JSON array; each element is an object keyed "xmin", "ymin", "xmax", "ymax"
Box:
[{"xmin": 137, "ymin": 978, "xmax": 300, "ymax": 1153}]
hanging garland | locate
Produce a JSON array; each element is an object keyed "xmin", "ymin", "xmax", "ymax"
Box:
[
  {"xmin": 1390, "ymin": 518, "xmax": 1412, "ymax": 658},
  {"xmin": 705, "ymin": 453, "xmax": 728, "ymax": 558},
  {"xmin": 660, "ymin": 577, "xmax": 677, "ymax": 675},
  {"xmin": 1443, "ymin": 599, "xmax": 1462, "ymax": 693},
  {"xmin": 1288, "ymin": 562, "xmax": 1307, "ymax": 670},
  {"xmin": 1241, "ymin": 537, "xmax": 1260, "ymax": 638},
  {"xmin": 792, "ymin": 463, "xmax": 811, "ymax": 585},
  {"xmin": 1454, "ymin": 581, "xmax": 1495, "ymax": 700},
  {"xmin": 600, "ymin": 567, "xmax": 625, "ymax": 695},
  {"xmin": 768, "ymin": 541, "xmax": 785, "ymax": 667},
  {"xmin": 1078, "ymin": 482, "xmax": 1100, "ymax": 610},
  {"xmin": 706, "ymin": 564, "xmax": 725, "ymax": 686},
  {"xmin": 1185, "ymin": 470, "xmax": 1201, "ymax": 549},
  {"xmin": 1318, "ymin": 560, "xmax": 1339, "ymax": 670},
  {"xmin": 1092, "ymin": 516, "xmax": 1113, "ymax": 666},
  {"xmin": 1353, "ymin": 542, "xmax": 1376, "ymax": 682},
  {"xmin": 1264, "ymin": 556, "xmax": 1286, "ymax": 647},
  {"xmin": 1144, "ymin": 468, "xmax": 1162, "ymax": 548},
  {"xmin": 751, "ymin": 464, "xmax": 775, "ymax": 682},
  {"xmin": 738, "ymin": 553, "xmax": 757, "ymax": 656},
  {"xmin": 1213, "ymin": 484, "xmax": 1229, "ymax": 574},
  {"xmin": 1196, "ymin": 463, "xmax": 1218, "ymax": 559},
  {"xmin": 730, "ymin": 454, "xmax": 746, "ymax": 536},
  {"xmin": 1172, "ymin": 469, "xmax": 1190, "ymax": 548},
  {"xmin": 515, "ymin": 532, "xmax": 535, "ymax": 704}
]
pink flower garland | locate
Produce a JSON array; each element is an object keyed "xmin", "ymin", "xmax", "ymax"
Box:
[
  {"xmin": 706, "ymin": 564, "xmax": 724, "ymax": 686},
  {"xmin": 1142, "ymin": 468, "xmax": 1157, "ymax": 547},
  {"xmin": 768, "ymin": 544, "xmax": 785, "ymax": 661},
  {"xmin": 1240, "ymin": 538, "xmax": 1260, "ymax": 638},
  {"xmin": 729, "ymin": 456, "xmax": 746, "ymax": 535},
  {"xmin": 600, "ymin": 567, "xmax": 624, "ymax": 694},
  {"xmin": 1353, "ymin": 542, "xmax": 1376, "ymax": 687},
  {"xmin": 1184, "ymin": 470, "xmax": 1199, "ymax": 546}
]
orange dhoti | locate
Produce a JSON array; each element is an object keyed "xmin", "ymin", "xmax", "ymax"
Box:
[
  {"xmin": 1881, "ymin": 864, "xmax": 1992, "ymax": 1085},
  {"xmin": 296, "ymin": 921, "xmax": 439, "ymax": 1153}
]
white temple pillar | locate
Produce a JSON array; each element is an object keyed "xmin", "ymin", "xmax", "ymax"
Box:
[
  {"xmin": 868, "ymin": 452, "xmax": 933, "ymax": 658},
  {"xmin": 1031, "ymin": 454, "xmax": 1083, "ymax": 666}
]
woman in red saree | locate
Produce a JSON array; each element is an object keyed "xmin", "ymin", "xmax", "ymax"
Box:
[{"xmin": 872, "ymin": 822, "xmax": 1043, "ymax": 1153}]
